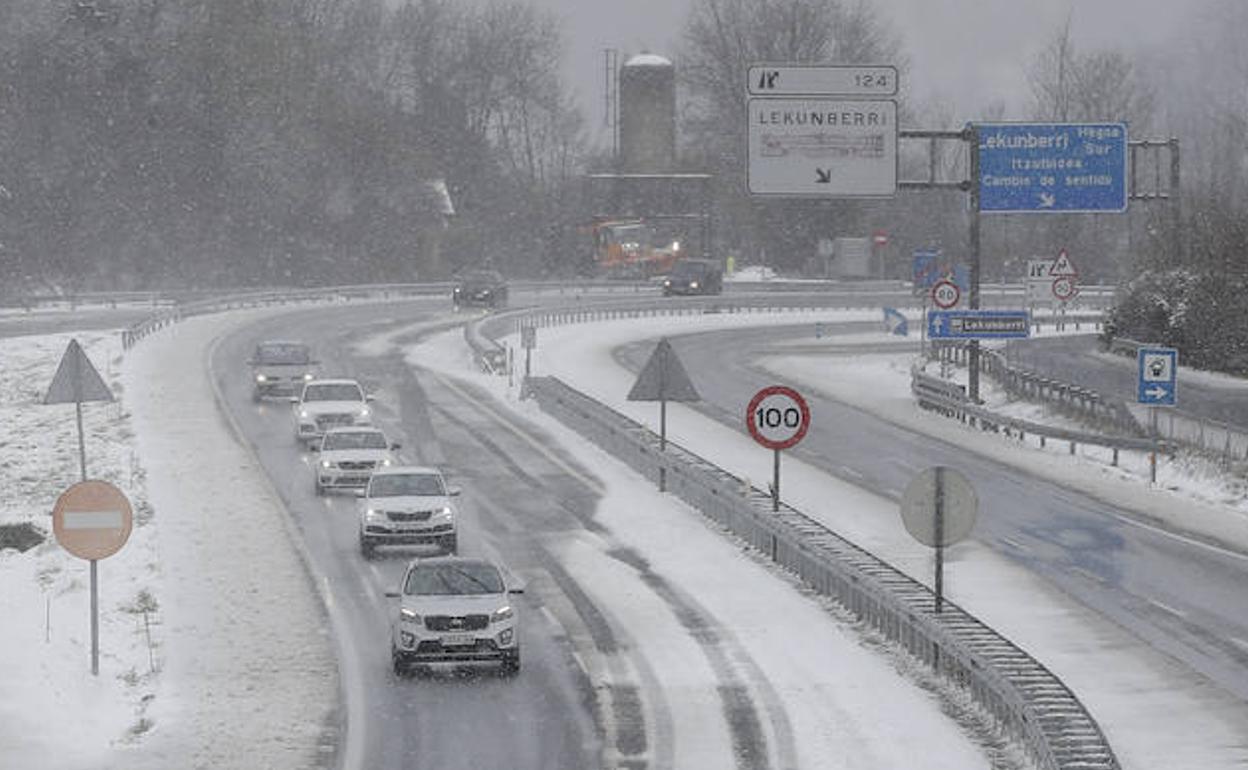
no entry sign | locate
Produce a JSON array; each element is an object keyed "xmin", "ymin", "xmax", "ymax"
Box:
[
  {"xmin": 53, "ymin": 480, "xmax": 133, "ymax": 561},
  {"xmin": 746, "ymin": 385, "xmax": 810, "ymax": 450}
]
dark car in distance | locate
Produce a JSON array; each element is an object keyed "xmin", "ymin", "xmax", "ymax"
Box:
[
  {"xmin": 662, "ymin": 259, "xmax": 723, "ymax": 296},
  {"xmin": 452, "ymin": 269, "xmax": 508, "ymax": 309}
]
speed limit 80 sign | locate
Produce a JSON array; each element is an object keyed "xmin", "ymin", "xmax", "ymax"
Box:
[{"xmin": 746, "ymin": 385, "xmax": 810, "ymax": 450}]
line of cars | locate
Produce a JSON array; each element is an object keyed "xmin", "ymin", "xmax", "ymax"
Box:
[{"xmin": 248, "ymin": 339, "xmax": 521, "ymax": 675}]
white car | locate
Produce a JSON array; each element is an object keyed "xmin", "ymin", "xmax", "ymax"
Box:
[
  {"xmin": 386, "ymin": 556, "xmax": 521, "ymax": 676},
  {"xmin": 315, "ymin": 427, "xmax": 398, "ymax": 495},
  {"xmin": 358, "ymin": 466, "xmax": 459, "ymax": 557},
  {"xmin": 292, "ymin": 379, "xmax": 374, "ymax": 447}
]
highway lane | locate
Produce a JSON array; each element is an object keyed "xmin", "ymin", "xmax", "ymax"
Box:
[
  {"xmin": 615, "ymin": 323, "xmax": 1248, "ymax": 703},
  {"xmin": 1005, "ymin": 334, "xmax": 1248, "ymax": 428},
  {"xmin": 211, "ymin": 301, "xmax": 604, "ymax": 770},
  {"xmin": 209, "ymin": 299, "xmax": 799, "ymax": 770}
]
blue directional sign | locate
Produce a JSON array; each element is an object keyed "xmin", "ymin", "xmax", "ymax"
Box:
[
  {"xmin": 977, "ymin": 123, "xmax": 1128, "ymax": 213},
  {"xmin": 912, "ymin": 249, "xmax": 942, "ymax": 288},
  {"xmin": 927, "ymin": 310, "xmax": 1030, "ymax": 340},
  {"xmin": 1137, "ymin": 347, "xmax": 1177, "ymax": 406}
]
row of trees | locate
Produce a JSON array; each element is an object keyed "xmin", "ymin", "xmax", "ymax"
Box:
[{"xmin": 0, "ymin": 0, "xmax": 583, "ymax": 292}]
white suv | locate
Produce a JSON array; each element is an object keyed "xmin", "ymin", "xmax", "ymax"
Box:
[
  {"xmin": 358, "ymin": 467, "xmax": 459, "ymax": 557},
  {"xmin": 386, "ymin": 556, "xmax": 521, "ymax": 676},
  {"xmin": 292, "ymin": 379, "xmax": 373, "ymax": 448},
  {"xmin": 315, "ymin": 427, "xmax": 398, "ymax": 494}
]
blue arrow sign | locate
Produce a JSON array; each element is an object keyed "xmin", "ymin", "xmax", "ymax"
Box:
[
  {"xmin": 977, "ymin": 123, "xmax": 1127, "ymax": 213},
  {"xmin": 1137, "ymin": 347, "xmax": 1177, "ymax": 406},
  {"xmin": 927, "ymin": 310, "xmax": 1030, "ymax": 339}
]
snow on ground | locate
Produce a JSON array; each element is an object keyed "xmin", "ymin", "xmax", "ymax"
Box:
[
  {"xmin": 0, "ymin": 311, "xmax": 335, "ymax": 770},
  {"xmin": 0, "ymin": 331, "xmax": 160, "ymax": 768},
  {"xmin": 473, "ymin": 310, "xmax": 1248, "ymax": 770},
  {"xmin": 394, "ymin": 326, "xmax": 998, "ymax": 770}
]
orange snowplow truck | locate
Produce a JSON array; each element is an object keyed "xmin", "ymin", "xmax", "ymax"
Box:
[{"xmin": 591, "ymin": 219, "xmax": 681, "ymax": 278}]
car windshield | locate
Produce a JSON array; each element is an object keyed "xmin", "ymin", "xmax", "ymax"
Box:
[
  {"xmin": 461, "ymin": 270, "xmax": 502, "ymax": 287},
  {"xmin": 672, "ymin": 261, "xmax": 710, "ymax": 278},
  {"xmin": 404, "ymin": 563, "xmax": 504, "ymax": 596},
  {"xmin": 368, "ymin": 473, "xmax": 445, "ymax": 497},
  {"xmin": 254, "ymin": 343, "xmax": 311, "ymax": 365},
  {"xmin": 323, "ymin": 431, "xmax": 386, "ymax": 450},
  {"xmin": 303, "ymin": 384, "xmax": 363, "ymax": 402}
]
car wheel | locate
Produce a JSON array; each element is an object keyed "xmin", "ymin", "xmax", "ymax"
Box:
[
  {"xmin": 440, "ymin": 534, "xmax": 458, "ymax": 556},
  {"xmin": 360, "ymin": 537, "xmax": 376, "ymax": 559},
  {"xmin": 392, "ymin": 647, "xmax": 409, "ymax": 677},
  {"xmin": 500, "ymin": 649, "xmax": 520, "ymax": 677}
]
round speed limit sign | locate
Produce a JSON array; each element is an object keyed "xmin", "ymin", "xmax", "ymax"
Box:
[
  {"xmin": 1051, "ymin": 276, "xmax": 1079, "ymax": 302},
  {"xmin": 931, "ymin": 279, "xmax": 960, "ymax": 309},
  {"xmin": 746, "ymin": 386, "xmax": 810, "ymax": 450}
]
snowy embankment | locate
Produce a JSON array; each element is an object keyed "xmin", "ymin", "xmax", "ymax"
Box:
[
  {"xmin": 0, "ymin": 312, "xmax": 335, "ymax": 770},
  {"xmin": 477, "ymin": 311, "xmax": 1248, "ymax": 770}
]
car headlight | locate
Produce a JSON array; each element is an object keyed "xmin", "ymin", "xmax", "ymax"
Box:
[
  {"xmin": 320, "ymin": 460, "xmax": 332, "ymax": 469},
  {"xmin": 491, "ymin": 606, "xmax": 513, "ymax": 624},
  {"xmin": 663, "ymin": 280, "xmax": 671, "ymax": 287},
  {"xmin": 400, "ymin": 607, "xmax": 422, "ymax": 625},
  {"xmin": 255, "ymin": 374, "xmax": 267, "ymax": 382},
  {"xmin": 359, "ymin": 407, "xmax": 371, "ymax": 417},
  {"xmin": 690, "ymin": 281, "xmax": 699, "ymax": 289},
  {"xmin": 303, "ymin": 373, "xmax": 314, "ymax": 381},
  {"xmin": 497, "ymin": 628, "xmax": 514, "ymax": 646},
  {"xmin": 436, "ymin": 506, "xmax": 453, "ymax": 519},
  {"xmin": 381, "ymin": 458, "xmax": 392, "ymax": 467},
  {"xmin": 299, "ymin": 409, "xmax": 309, "ymax": 418}
]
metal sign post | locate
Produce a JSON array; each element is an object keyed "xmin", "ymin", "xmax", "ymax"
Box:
[
  {"xmin": 627, "ymin": 338, "xmax": 700, "ymax": 492},
  {"xmin": 52, "ymin": 481, "xmax": 133, "ymax": 676},
  {"xmin": 900, "ymin": 467, "xmax": 978, "ymax": 616}
]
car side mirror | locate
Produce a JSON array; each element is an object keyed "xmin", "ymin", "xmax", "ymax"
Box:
[
  {"xmin": 354, "ymin": 489, "xmax": 367, "ymax": 498},
  {"xmin": 507, "ymin": 587, "xmax": 525, "ymax": 595},
  {"xmin": 288, "ymin": 396, "xmax": 300, "ymax": 404},
  {"xmin": 384, "ymin": 590, "xmax": 400, "ymax": 598},
  {"xmin": 448, "ymin": 486, "xmax": 462, "ymax": 497},
  {"xmin": 365, "ymin": 394, "xmax": 376, "ymax": 402},
  {"xmin": 310, "ymin": 444, "xmax": 320, "ymax": 453},
  {"xmin": 390, "ymin": 442, "xmax": 402, "ymax": 451}
]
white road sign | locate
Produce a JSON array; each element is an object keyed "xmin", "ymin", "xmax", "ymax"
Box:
[
  {"xmin": 747, "ymin": 64, "xmax": 898, "ymax": 97},
  {"xmin": 1050, "ymin": 249, "xmax": 1078, "ymax": 277},
  {"xmin": 747, "ymin": 98, "xmax": 897, "ymax": 197},
  {"xmin": 1026, "ymin": 259, "xmax": 1053, "ymax": 303}
]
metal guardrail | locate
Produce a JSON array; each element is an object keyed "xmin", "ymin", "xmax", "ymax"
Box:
[
  {"xmin": 911, "ymin": 369, "xmax": 1165, "ymax": 469},
  {"xmin": 932, "ymin": 341, "xmax": 1143, "ymax": 436},
  {"xmin": 528, "ymin": 375, "xmax": 1120, "ymax": 770}
]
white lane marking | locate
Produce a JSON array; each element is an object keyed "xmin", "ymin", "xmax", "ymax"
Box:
[
  {"xmin": 838, "ymin": 465, "xmax": 864, "ymax": 481},
  {"xmin": 1230, "ymin": 637, "xmax": 1248, "ymax": 655},
  {"xmin": 999, "ymin": 536, "xmax": 1028, "ymax": 553},
  {"xmin": 1147, "ymin": 598, "xmax": 1188, "ymax": 620},
  {"xmin": 430, "ymin": 371, "xmax": 605, "ymax": 493},
  {"xmin": 1103, "ymin": 509, "xmax": 1248, "ymax": 563},
  {"xmin": 1070, "ymin": 566, "xmax": 1107, "ymax": 586}
]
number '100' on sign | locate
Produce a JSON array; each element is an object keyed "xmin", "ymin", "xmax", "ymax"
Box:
[{"xmin": 746, "ymin": 385, "xmax": 811, "ymax": 450}]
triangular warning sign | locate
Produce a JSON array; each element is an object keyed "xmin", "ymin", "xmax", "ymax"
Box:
[
  {"xmin": 43, "ymin": 339, "xmax": 114, "ymax": 405},
  {"xmin": 1049, "ymin": 249, "xmax": 1078, "ymax": 277},
  {"xmin": 627, "ymin": 338, "xmax": 700, "ymax": 403}
]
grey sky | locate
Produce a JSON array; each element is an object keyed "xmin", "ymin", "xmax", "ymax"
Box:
[{"xmin": 533, "ymin": 0, "xmax": 1199, "ymax": 146}]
